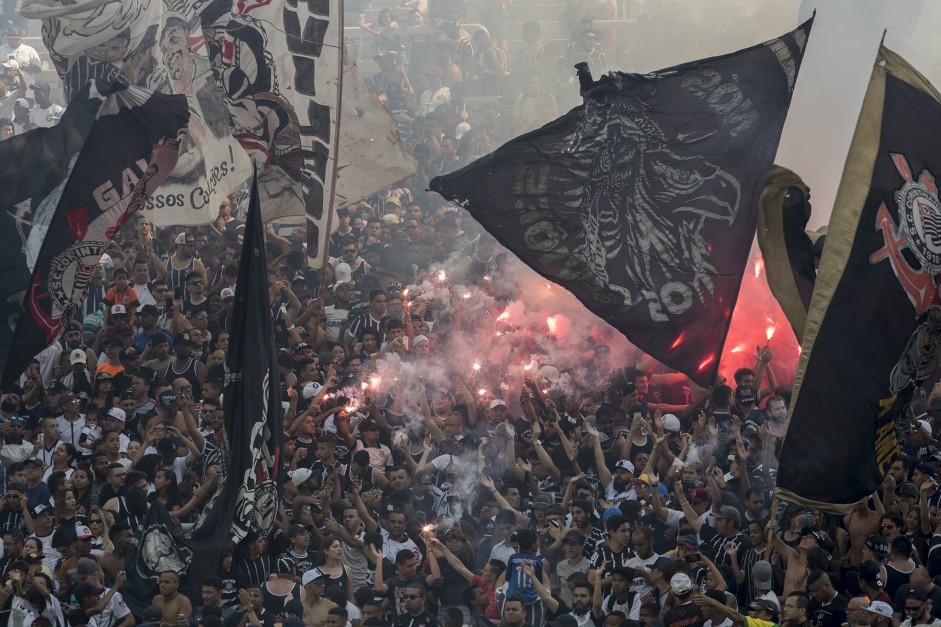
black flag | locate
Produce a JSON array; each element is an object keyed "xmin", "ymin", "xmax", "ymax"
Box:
[
  {"xmin": 0, "ymin": 82, "xmax": 188, "ymax": 388},
  {"xmin": 777, "ymin": 47, "xmax": 941, "ymax": 511},
  {"xmin": 185, "ymin": 171, "xmax": 282, "ymax": 593},
  {"xmin": 123, "ymin": 502, "xmax": 193, "ymax": 616},
  {"xmin": 757, "ymin": 165, "xmax": 826, "ymax": 343},
  {"xmin": 431, "ymin": 19, "xmax": 812, "ymax": 386}
]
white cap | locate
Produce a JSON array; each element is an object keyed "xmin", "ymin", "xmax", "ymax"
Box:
[
  {"xmin": 334, "ymin": 262, "xmax": 352, "ymax": 284},
  {"xmin": 99, "ymin": 253, "xmax": 114, "ymax": 270},
  {"xmin": 220, "ymin": 287, "xmax": 235, "ymax": 300},
  {"xmin": 455, "ymin": 121, "xmax": 471, "ymax": 140},
  {"xmin": 106, "ymin": 407, "xmax": 127, "ymax": 423},
  {"xmin": 867, "ymin": 601, "xmax": 893, "ymax": 619},
  {"xmin": 291, "ymin": 468, "xmax": 313, "ymax": 487},
  {"xmin": 412, "ymin": 335, "xmax": 429, "ymax": 346},
  {"xmin": 671, "ymin": 572, "xmax": 692, "ymax": 595},
  {"xmin": 69, "ymin": 348, "xmax": 86, "ymax": 365},
  {"xmin": 174, "ymin": 232, "xmax": 187, "ymax": 244},
  {"xmin": 489, "ymin": 399, "xmax": 507, "ymax": 409},
  {"xmin": 663, "ymin": 414, "xmax": 681, "ymax": 433},
  {"xmin": 110, "ymin": 304, "xmax": 127, "ymax": 315},
  {"xmin": 302, "ymin": 382, "xmax": 323, "ymax": 400},
  {"xmin": 301, "ymin": 568, "xmax": 325, "ymax": 586}
]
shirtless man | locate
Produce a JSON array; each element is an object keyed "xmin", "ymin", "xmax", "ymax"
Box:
[
  {"xmin": 843, "ymin": 496, "xmax": 883, "ymax": 567},
  {"xmin": 301, "ymin": 570, "xmax": 336, "ymax": 627},
  {"xmin": 768, "ymin": 519, "xmax": 830, "ymax": 597},
  {"xmin": 153, "ymin": 571, "xmax": 192, "ymax": 627}
]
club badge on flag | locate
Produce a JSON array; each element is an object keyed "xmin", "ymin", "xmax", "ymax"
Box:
[
  {"xmin": 776, "ymin": 46, "xmax": 941, "ymax": 512},
  {"xmin": 0, "ymin": 83, "xmax": 188, "ymax": 387},
  {"xmin": 431, "ymin": 18, "xmax": 812, "ymax": 386}
]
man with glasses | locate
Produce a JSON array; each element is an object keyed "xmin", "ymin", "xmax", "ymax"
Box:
[
  {"xmin": 167, "ymin": 232, "xmax": 207, "ymax": 292},
  {"xmin": 841, "ymin": 596, "xmax": 871, "ymax": 627},
  {"xmin": 865, "ymin": 600, "xmax": 893, "ymax": 627},
  {"xmin": 901, "ymin": 590, "xmax": 941, "ymax": 627},
  {"xmin": 183, "ymin": 271, "xmax": 209, "ymax": 315},
  {"xmin": 395, "ymin": 583, "xmax": 436, "ymax": 627},
  {"xmin": 333, "ymin": 236, "xmax": 371, "ymax": 278},
  {"xmin": 780, "ymin": 592, "xmax": 812, "ymax": 627},
  {"xmin": 97, "ymin": 462, "xmax": 127, "ymax": 507}
]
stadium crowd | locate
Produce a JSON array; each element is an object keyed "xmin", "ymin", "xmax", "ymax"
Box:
[{"xmin": 1, "ymin": 3, "xmax": 940, "ymax": 627}]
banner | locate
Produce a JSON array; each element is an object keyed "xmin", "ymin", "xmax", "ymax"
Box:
[
  {"xmin": 21, "ymin": 0, "xmax": 252, "ymax": 225},
  {"xmin": 123, "ymin": 502, "xmax": 193, "ymax": 616},
  {"xmin": 0, "ymin": 83, "xmax": 188, "ymax": 387},
  {"xmin": 757, "ymin": 165, "xmax": 826, "ymax": 343},
  {"xmin": 197, "ymin": 3, "xmax": 416, "ymax": 256},
  {"xmin": 776, "ymin": 46, "xmax": 941, "ymax": 512},
  {"xmin": 186, "ymin": 171, "xmax": 282, "ymax": 591},
  {"xmin": 431, "ymin": 19, "xmax": 813, "ymax": 386},
  {"xmin": 23, "ymin": 0, "xmax": 417, "ymax": 248}
]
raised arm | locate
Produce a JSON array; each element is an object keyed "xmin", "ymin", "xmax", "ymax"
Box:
[{"xmin": 585, "ymin": 423, "xmax": 612, "ymax": 489}]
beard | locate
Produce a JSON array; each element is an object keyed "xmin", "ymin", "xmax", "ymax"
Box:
[{"xmin": 573, "ymin": 601, "xmax": 591, "ymax": 615}]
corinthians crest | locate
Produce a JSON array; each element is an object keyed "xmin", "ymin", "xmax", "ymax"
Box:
[
  {"xmin": 871, "ymin": 153, "xmax": 941, "ymax": 315},
  {"xmin": 871, "ymin": 153, "xmax": 941, "ymax": 395}
]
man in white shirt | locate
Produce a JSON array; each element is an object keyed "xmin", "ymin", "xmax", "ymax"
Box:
[
  {"xmin": 0, "ymin": 28, "xmax": 41, "ymax": 87},
  {"xmin": 28, "ymin": 81, "xmax": 64, "ymax": 129}
]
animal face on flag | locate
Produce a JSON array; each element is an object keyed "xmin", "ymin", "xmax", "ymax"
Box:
[
  {"xmin": 23, "ymin": 0, "xmax": 251, "ymax": 224},
  {"xmin": 564, "ymin": 85, "xmax": 744, "ymax": 320}
]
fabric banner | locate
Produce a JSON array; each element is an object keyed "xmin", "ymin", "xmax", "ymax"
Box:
[
  {"xmin": 123, "ymin": 502, "xmax": 193, "ymax": 616},
  {"xmin": 21, "ymin": 0, "xmax": 253, "ymax": 226},
  {"xmin": 431, "ymin": 19, "xmax": 813, "ymax": 387},
  {"xmin": 775, "ymin": 46, "xmax": 941, "ymax": 512},
  {"xmin": 23, "ymin": 0, "xmax": 416, "ymax": 247},
  {"xmin": 185, "ymin": 171, "xmax": 282, "ymax": 591},
  {"xmin": 757, "ymin": 165, "xmax": 825, "ymax": 343},
  {"xmin": 0, "ymin": 83, "xmax": 188, "ymax": 387}
]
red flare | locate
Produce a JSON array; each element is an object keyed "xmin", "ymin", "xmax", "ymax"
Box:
[
  {"xmin": 697, "ymin": 355, "xmax": 715, "ymax": 372},
  {"xmin": 496, "ymin": 311, "xmax": 510, "ymax": 322},
  {"xmin": 670, "ymin": 334, "xmax": 684, "ymax": 350},
  {"xmin": 730, "ymin": 345, "xmax": 745, "ymax": 354},
  {"xmin": 766, "ymin": 326, "xmax": 776, "ymax": 341},
  {"xmin": 546, "ymin": 316, "xmax": 559, "ymax": 334},
  {"xmin": 754, "ymin": 257, "xmax": 764, "ymax": 278}
]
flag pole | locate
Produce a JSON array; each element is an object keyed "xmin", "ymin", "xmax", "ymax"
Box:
[{"xmin": 318, "ymin": 0, "xmax": 346, "ymax": 297}]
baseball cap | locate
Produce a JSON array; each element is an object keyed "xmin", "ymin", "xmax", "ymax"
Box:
[
  {"xmin": 412, "ymin": 335, "xmax": 429, "ymax": 346},
  {"xmin": 677, "ymin": 534, "xmax": 699, "ymax": 549},
  {"xmin": 302, "ymin": 382, "xmax": 323, "ymax": 400},
  {"xmin": 159, "ymin": 391, "xmax": 178, "ymax": 407},
  {"xmin": 105, "ymin": 407, "xmax": 127, "ymax": 423},
  {"xmin": 138, "ymin": 304, "xmax": 159, "ymax": 317},
  {"xmin": 662, "ymin": 413, "xmax": 681, "ymax": 432},
  {"xmin": 714, "ymin": 505, "xmax": 742, "ymax": 524},
  {"xmin": 95, "ymin": 371, "xmax": 113, "ymax": 382},
  {"xmin": 614, "ymin": 460, "xmax": 634, "ymax": 474},
  {"xmin": 72, "ymin": 525, "xmax": 94, "ymax": 540},
  {"xmin": 290, "ymin": 468, "xmax": 313, "ymax": 487},
  {"xmin": 652, "ymin": 556, "xmax": 675, "ymax": 574},
  {"xmin": 752, "ymin": 560, "xmax": 772, "ymax": 588},
  {"xmin": 489, "ymin": 399, "xmax": 507, "ymax": 409},
  {"xmin": 29, "ymin": 81, "xmax": 50, "ymax": 93},
  {"xmin": 859, "ymin": 560, "xmax": 883, "ymax": 587},
  {"xmin": 603, "ymin": 507, "xmax": 622, "ymax": 521},
  {"xmin": 13, "ymin": 97, "xmax": 28, "ymax": 109},
  {"xmin": 69, "ymin": 348, "xmax": 86, "ymax": 365},
  {"xmin": 143, "ymin": 606, "xmax": 163, "ymax": 622},
  {"xmin": 174, "ymin": 232, "xmax": 196, "ymax": 245},
  {"xmin": 220, "ymin": 287, "xmax": 235, "ymax": 301},
  {"xmin": 686, "ymin": 487, "xmax": 709, "ymax": 503},
  {"xmin": 30, "ymin": 502, "xmax": 52, "ymax": 517},
  {"xmin": 899, "ymin": 482, "xmax": 919, "ymax": 497},
  {"xmin": 748, "ymin": 599, "xmax": 779, "ymax": 616},
  {"xmin": 867, "ymin": 601, "xmax": 894, "ymax": 619},
  {"xmin": 532, "ymin": 495, "xmax": 553, "ymax": 509},
  {"xmin": 671, "ymin": 573, "xmax": 692, "ymax": 595},
  {"xmin": 110, "ymin": 304, "xmax": 127, "ymax": 316},
  {"xmin": 293, "ymin": 342, "xmax": 311, "ymax": 355},
  {"xmin": 563, "ymin": 530, "xmax": 586, "ymax": 544},
  {"xmin": 76, "ymin": 557, "xmax": 101, "ymax": 577},
  {"xmin": 288, "ymin": 524, "xmax": 308, "ymax": 537},
  {"xmin": 120, "ymin": 347, "xmax": 139, "ymax": 361},
  {"xmin": 334, "ymin": 262, "xmax": 353, "ymax": 284},
  {"xmin": 865, "ymin": 534, "xmax": 890, "ymax": 557},
  {"xmin": 359, "ymin": 418, "xmax": 380, "ymax": 432},
  {"xmin": 301, "ymin": 568, "xmax": 327, "ymax": 586}
]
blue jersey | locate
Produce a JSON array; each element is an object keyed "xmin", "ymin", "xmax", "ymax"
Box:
[{"xmin": 505, "ymin": 552, "xmax": 542, "ymax": 605}]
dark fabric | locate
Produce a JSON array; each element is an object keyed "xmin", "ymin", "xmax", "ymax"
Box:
[
  {"xmin": 0, "ymin": 81, "xmax": 188, "ymax": 388},
  {"xmin": 185, "ymin": 172, "xmax": 284, "ymax": 596},
  {"xmin": 430, "ymin": 19, "xmax": 812, "ymax": 386},
  {"xmin": 778, "ymin": 52, "xmax": 941, "ymax": 510}
]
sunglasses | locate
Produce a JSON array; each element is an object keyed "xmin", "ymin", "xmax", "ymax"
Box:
[{"xmin": 403, "ymin": 594, "xmax": 421, "ymax": 600}]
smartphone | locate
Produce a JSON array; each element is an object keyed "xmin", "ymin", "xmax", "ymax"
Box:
[
  {"xmin": 174, "ymin": 286, "xmax": 184, "ymax": 300},
  {"xmin": 685, "ymin": 553, "xmax": 701, "ymax": 563}
]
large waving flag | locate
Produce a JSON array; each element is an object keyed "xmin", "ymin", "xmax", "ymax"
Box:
[
  {"xmin": 431, "ymin": 19, "xmax": 812, "ymax": 386},
  {"xmin": 776, "ymin": 46, "xmax": 941, "ymax": 512},
  {"xmin": 185, "ymin": 171, "xmax": 282, "ymax": 590},
  {"xmin": 22, "ymin": 0, "xmax": 416, "ymax": 255},
  {"xmin": 0, "ymin": 83, "xmax": 188, "ymax": 388}
]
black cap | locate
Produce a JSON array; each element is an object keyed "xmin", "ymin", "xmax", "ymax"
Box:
[
  {"xmin": 138, "ymin": 304, "xmax": 160, "ymax": 316},
  {"xmin": 120, "ymin": 347, "xmax": 139, "ymax": 361}
]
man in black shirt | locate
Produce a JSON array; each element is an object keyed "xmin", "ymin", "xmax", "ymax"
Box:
[
  {"xmin": 807, "ymin": 569, "xmax": 848, "ymax": 627},
  {"xmin": 663, "ymin": 573, "xmax": 704, "ymax": 627},
  {"xmin": 0, "ymin": 529, "xmax": 23, "ymax": 576},
  {"xmin": 393, "ymin": 583, "xmax": 438, "ymax": 627}
]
